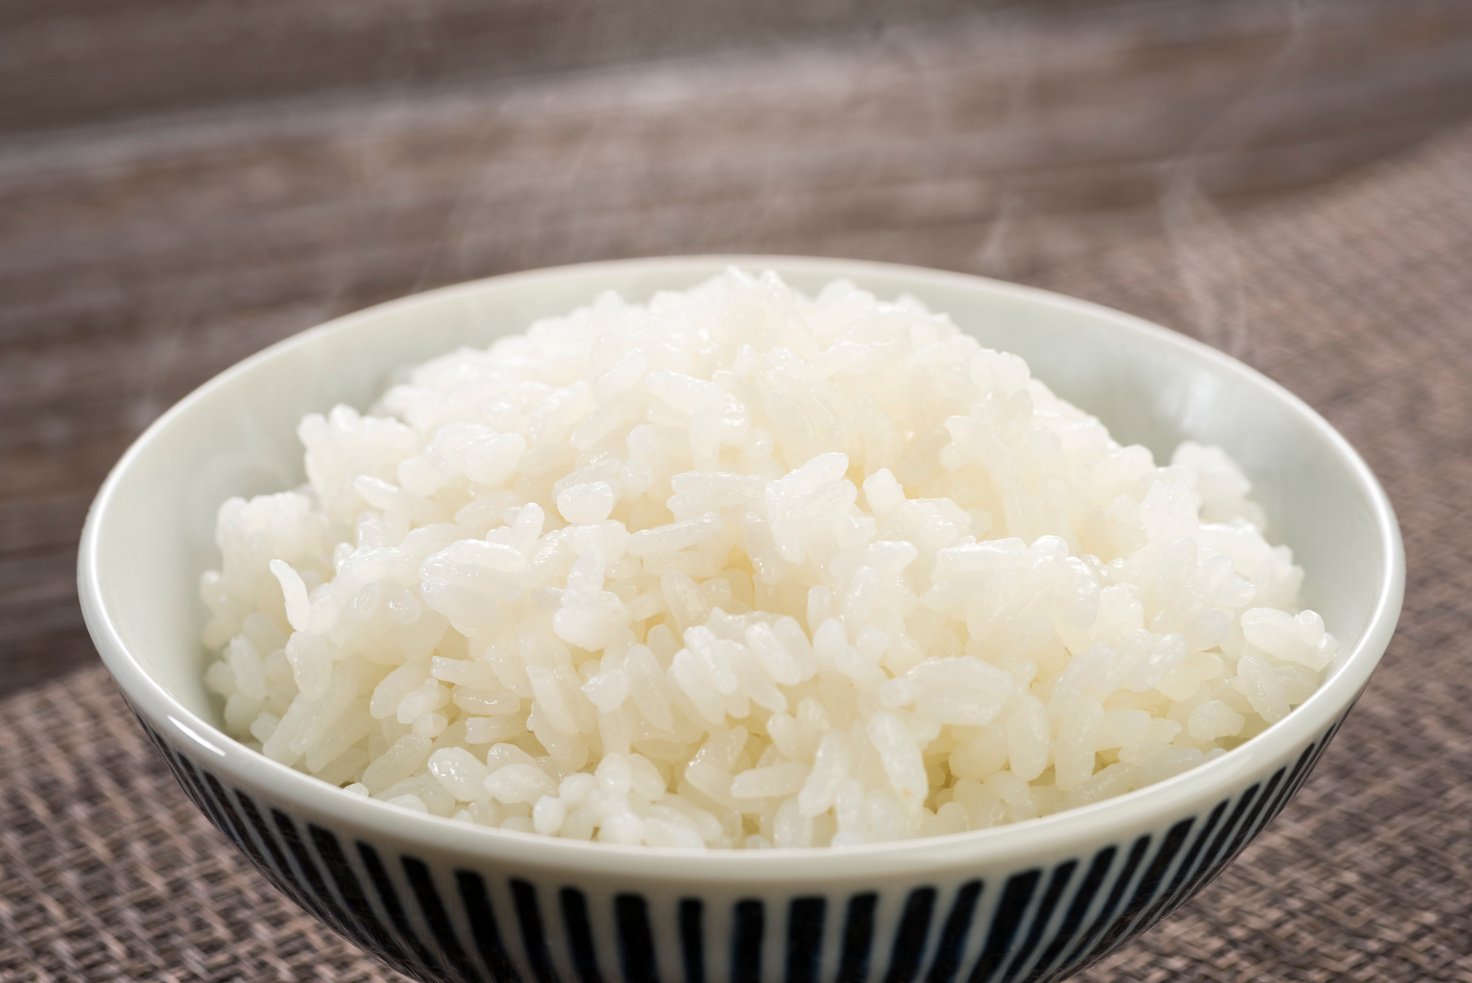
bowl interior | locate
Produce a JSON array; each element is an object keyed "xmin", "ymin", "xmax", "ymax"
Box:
[{"xmin": 86, "ymin": 257, "xmax": 1394, "ymax": 735}]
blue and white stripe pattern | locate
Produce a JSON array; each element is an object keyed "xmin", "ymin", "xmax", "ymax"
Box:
[{"xmin": 134, "ymin": 711, "xmax": 1344, "ymax": 983}]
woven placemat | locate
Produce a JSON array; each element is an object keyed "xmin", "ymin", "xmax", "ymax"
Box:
[{"xmin": 5, "ymin": 129, "xmax": 1471, "ymax": 981}]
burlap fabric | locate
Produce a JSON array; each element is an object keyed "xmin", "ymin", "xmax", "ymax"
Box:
[{"xmin": 4, "ymin": 129, "xmax": 1470, "ymax": 981}]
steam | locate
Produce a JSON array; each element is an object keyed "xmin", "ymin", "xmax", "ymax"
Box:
[
  {"xmin": 970, "ymin": 14, "xmax": 1034, "ymax": 279},
  {"xmin": 1161, "ymin": 0, "xmax": 1315, "ymax": 359}
]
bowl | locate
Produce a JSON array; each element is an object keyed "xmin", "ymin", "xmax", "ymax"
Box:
[{"xmin": 78, "ymin": 256, "xmax": 1404, "ymax": 983}]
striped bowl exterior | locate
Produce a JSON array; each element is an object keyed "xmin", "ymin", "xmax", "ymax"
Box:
[{"xmin": 131, "ymin": 710, "xmax": 1345, "ymax": 983}]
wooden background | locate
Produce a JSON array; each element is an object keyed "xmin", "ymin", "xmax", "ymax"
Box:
[{"xmin": 5, "ymin": 0, "xmax": 1472, "ymax": 694}]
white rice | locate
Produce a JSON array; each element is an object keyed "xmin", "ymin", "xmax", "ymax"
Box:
[{"xmin": 201, "ymin": 269, "xmax": 1335, "ymax": 849}]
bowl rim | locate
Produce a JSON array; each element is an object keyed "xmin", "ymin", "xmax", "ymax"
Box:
[{"xmin": 78, "ymin": 254, "xmax": 1405, "ymax": 882}]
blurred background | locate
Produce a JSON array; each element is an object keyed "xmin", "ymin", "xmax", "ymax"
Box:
[
  {"xmin": 5, "ymin": 3, "xmax": 1472, "ymax": 981},
  {"xmin": 5, "ymin": 0, "xmax": 1472, "ymax": 692}
]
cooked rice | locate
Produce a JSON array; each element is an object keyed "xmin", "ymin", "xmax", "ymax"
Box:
[{"xmin": 201, "ymin": 269, "xmax": 1334, "ymax": 848}]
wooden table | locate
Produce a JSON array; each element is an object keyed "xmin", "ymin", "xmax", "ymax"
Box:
[{"xmin": 5, "ymin": 0, "xmax": 1472, "ymax": 693}]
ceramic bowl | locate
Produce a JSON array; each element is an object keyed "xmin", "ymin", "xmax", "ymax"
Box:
[{"xmin": 78, "ymin": 256, "xmax": 1404, "ymax": 983}]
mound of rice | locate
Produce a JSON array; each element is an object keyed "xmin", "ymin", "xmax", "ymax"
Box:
[{"xmin": 202, "ymin": 269, "xmax": 1335, "ymax": 849}]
